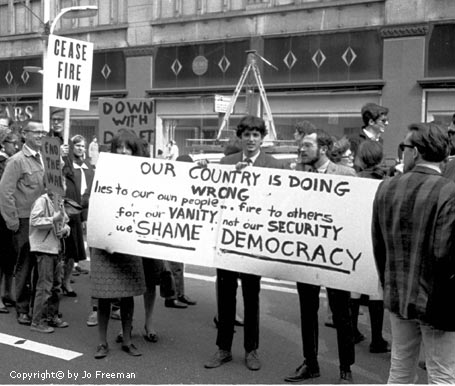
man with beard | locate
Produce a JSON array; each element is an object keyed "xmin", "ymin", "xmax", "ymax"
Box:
[{"xmin": 284, "ymin": 127, "xmax": 357, "ymax": 384}]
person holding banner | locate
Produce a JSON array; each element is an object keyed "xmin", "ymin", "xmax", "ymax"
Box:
[
  {"xmin": 204, "ymin": 115, "xmax": 284, "ymax": 372},
  {"xmin": 90, "ymin": 130, "xmax": 146, "ymax": 359},
  {"xmin": 284, "ymin": 127, "xmax": 356, "ymax": 384},
  {"xmin": 372, "ymin": 122, "xmax": 455, "ymax": 383},
  {"xmin": 0, "ymin": 121, "xmax": 46, "ymax": 326},
  {"xmin": 49, "ymin": 108, "xmax": 69, "ymax": 157}
]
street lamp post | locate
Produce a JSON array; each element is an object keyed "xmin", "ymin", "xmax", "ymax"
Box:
[
  {"xmin": 44, "ymin": 5, "xmax": 98, "ymax": 142},
  {"xmin": 21, "ymin": 3, "xmax": 97, "ymax": 134}
]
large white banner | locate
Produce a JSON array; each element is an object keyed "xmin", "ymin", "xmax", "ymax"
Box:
[
  {"xmin": 87, "ymin": 153, "xmax": 382, "ymax": 296},
  {"xmin": 43, "ymin": 35, "xmax": 94, "ymax": 111}
]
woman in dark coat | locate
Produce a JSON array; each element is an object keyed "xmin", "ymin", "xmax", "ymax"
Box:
[{"xmin": 351, "ymin": 140, "xmax": 390, "ymax": 353}]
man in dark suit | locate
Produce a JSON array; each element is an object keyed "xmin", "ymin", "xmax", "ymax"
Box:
[
  {"xmin": 349, "ymin": 103, "xmax": 388, "ymax": 172},
  {"xmin": 372, "ymin": 122, "xmax": 455, "ymax": 383},
  {"xmin": 284, "ymin": 128, "xmax": 357, "ymax": 384},
  {"xmin": 204, "ymin": 115, "xmax": 283, "ymax": 371}
]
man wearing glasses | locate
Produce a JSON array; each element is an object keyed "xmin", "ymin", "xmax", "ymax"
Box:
[
  {"xmin": 0, "ymin": 121, "xmax": 46, "ymax": 326},
  {"xmin": 359, "ymin": 103, "xmax": 389, "ymax": 143},
  {"xmin": 49, "ymin": 108, "xmax": 69, "ymax": 156},
  {"xmin": 372, "ymin": 122, "xmax": 455, "ymax": 383},
  {"xmin": 349, "ymin": 103, "xmax": 388, "ymax": 173}
]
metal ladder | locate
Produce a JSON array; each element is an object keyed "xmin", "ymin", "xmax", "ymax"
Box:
[{"xmin": 216, "ymin": 50, "xmax": 277, "ymax": 140}]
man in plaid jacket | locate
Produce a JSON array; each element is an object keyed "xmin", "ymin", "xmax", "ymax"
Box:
[{"xmin": 372, "ymin": 122, "xmax": 455, "ymax": 383}]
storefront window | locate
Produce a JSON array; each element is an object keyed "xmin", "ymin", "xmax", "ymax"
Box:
[
  {"xmin": 263, "ymin": 30, "xmax": 382, "ymax": 84},
  {"xmin": 428, "ymin": 23, "xmax": 455, "ymax": 78},
  {"xmin": 154, "ymin": 40, "xmax": 249, "ymax": 89}
]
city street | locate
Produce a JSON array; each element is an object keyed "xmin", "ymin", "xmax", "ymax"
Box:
[{"xmin": 0, "ymin": 261, "xmax": 427, "ymax": 384}]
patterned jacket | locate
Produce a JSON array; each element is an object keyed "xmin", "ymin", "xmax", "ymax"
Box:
[{"xmin": 372, "ymin": 165, "xmax": 455, "ymax": 330}]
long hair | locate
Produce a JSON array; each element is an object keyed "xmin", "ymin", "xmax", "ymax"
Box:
[{"xmin": 110, "ymin": 130, "xmax": 144, "ymax": 157}]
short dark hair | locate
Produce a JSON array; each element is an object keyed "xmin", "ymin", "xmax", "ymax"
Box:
[
  {"xmin": 329, "ymin": 136, "xmax": 351, "ymax": 163},
  {"xmin": 295, "ymin": 122, "xmax": 333, "ymax": 150},
  {"xmin": 176, "ymin": 154, "xmax": 193, "ymax": 163},
  {"xmin": 361, "ymin": 103, "xmax": 389, "ymax": 127},
  {"xmin": 356, "ymin": 140, "xmax": 383, "ymax": 168},
  {"xmin": 236, "ymin": 115, "xmax": 267, "ymax": 138},
  {"xmin": 50, "ymin": 108, "xmax": 65, "ymax": 117},
  {"xmin": 408, "ymin": 122, "xmax": 449, "ymax": 163},
  {"xmin": 295, "ymin": 120, "xmax": 316, "ymax": 136}
]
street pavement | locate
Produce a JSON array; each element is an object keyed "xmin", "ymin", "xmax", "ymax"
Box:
[{"xmin": 0, "ymin": 261, "xmax": 428, "ymax": 384}]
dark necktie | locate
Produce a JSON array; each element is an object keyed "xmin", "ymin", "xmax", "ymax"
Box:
[
  {"xmin": 245, "ymin": 158, "xmax": 253, "ymax": 166},
  {"xmin": 35, "ymin": 153, "xmax": 42, "ymax": 165}
]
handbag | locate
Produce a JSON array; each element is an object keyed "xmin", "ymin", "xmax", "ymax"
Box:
[{"xmin": 64, "ymin": 198, "xmax": 83, "ymax": 217}]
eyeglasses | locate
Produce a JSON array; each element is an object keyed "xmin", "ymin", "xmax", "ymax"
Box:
[
  {"xmin": 25, "ymin": 130, "xmax": 47, "ymax": 136},
  {"xmin": 399, "ymin": 142, "xmax": 414, "ymax": 152},
  {"xmin": 3, "ymin": 140, "xmax": 18, "ymax": 145}
]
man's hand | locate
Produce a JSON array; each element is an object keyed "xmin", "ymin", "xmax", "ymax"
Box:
[
  {"xmin": 104, "ymin": 245, "xmax": 115, "ymax": 255},
  {"xmin": 7, "ymin": 221, "xmax": 19, "ymax": 233},
  {"xmin": 53, "ymin": 209, "xmax": 63, "ymax": 223},
  {"xmin": 235, "ymin": 161, "xmax": 249, "ymax": 171},
  {"xmin": 197, "ymin": 159, "xmax": 209, "ymax": 168},
  {"xmin": 60, "ymin": 144, "xmax": 69, "ymax": 157}
]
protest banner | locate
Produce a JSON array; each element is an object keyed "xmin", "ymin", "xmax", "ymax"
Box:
[
  {"xmin": 87, "ymin": 153, "xmax": 382, "ymax": 296},
  {"xmin": 43, "ymin": 35, "xmax": 94, "ymax": 111},
  {"xmin": 98, "ymin": 98, "xmax": 155, "ymax": 146},
  {"xmin": 41, "ymin": 137, "xmax": 64, "ymax": 196}
]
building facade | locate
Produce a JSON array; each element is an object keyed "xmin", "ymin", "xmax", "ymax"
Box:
[{"xmin": 1, "ymin": 0, "xmax": 455, "ymax": 161}]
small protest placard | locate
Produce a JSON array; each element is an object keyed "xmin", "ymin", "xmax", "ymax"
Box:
[
  {"xmin": 87, "ymin": 153, "xmax": 383, "ymax": 296},
  {"xmin": 99, "ymin": 98, "xmax": 155, "ymax": 145},
  {"xmin": 43, "ymin": 35, "xmax": 94, "ymax": 111},
  {"xmin": 42, "ymin": 137, "xmax": 64, "ymax": 196}
]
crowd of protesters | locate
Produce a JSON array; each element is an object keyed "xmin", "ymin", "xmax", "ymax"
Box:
[{"xmin": 0, "ymin": 102, "xmax": 454, "ymax": 384}]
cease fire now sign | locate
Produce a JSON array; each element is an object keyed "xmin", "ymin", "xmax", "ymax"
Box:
[{"xmin": 44, "ymin": 35, "xmax": 94, "ymax": 111}]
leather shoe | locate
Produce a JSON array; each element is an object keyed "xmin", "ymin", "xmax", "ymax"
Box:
[
  {"xmin": 353, "ymin": 331, "xmax": 365, "ymax": 344},
  {"xmin": 48, "ymin": 317, "xmax": 69, "ymax": 328},
  {"xmin": 164, "ymin": 299, "xmax": 187, "ymax": 309},
  {"xmin": 204, "ymin": 349, "xmax": 232, "ymax": 368},
  {"xmin": 369, "ymin": 339, "xmax": 391, "ymax": 353},
  {"xmin": 245, "ymin": 350, "xmax": 261, "ymax": 371},
  {"xmin": 122, "ymin": 344, "xmax": 142, "ymax": 356},
  {"xmin": 284, "ymin": 362, "xmax": 320, "ymax": 382},
  {"xmin": 339, "ymin": 370, "xmax": 354, "ymax": 384},
  {"xmin": 0, "ymin": 306, "xmax": 9, "ymax": 314},
  {"xmin": 17, "ymin": 313, "xmax": 32, "ymax": 325},
  {"xmin": 94, "ymin": 343, "xmax": 109, "ymax": 359},
  {"xmin": 2, "ymin": 297, "xmax": 15, "ymax": 307},
  {"xmin": 62, "ymin": 286, "xmax": 77, "ymax": 297},
  {"xmin": 178, "ymin": 295, "xmax": 197, "ymax": 305}
]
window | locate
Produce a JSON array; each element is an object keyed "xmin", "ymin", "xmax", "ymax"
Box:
[{"xmin": 0, "ymin": 0, "xmax": 41, "ymax": 36}]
